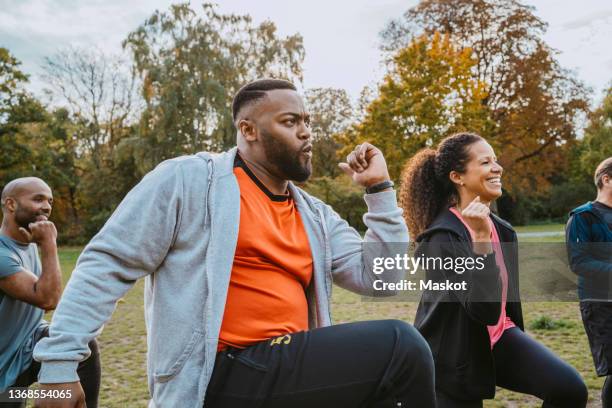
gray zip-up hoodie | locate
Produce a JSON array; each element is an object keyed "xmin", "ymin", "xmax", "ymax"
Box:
[{"xmin": 34, "ymin": 147, "xmax": 409, "ymax": 407}]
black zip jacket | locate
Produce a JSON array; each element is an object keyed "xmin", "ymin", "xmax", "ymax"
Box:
[{"xmin": 414, "ymin": 207, "xmax": 524, "ymax": 400}]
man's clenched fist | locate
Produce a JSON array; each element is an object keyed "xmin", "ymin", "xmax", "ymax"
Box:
[
  {"xmin": 338, "ymin": 143, "xmax": 391, "ymax": 188},
  {"xmin": 18, "ymin": 221, "xmax": 57, "ymax": 246},
  {"xmin": 34, "ymin": 382, "xmax": 85, "ymax": 408}
]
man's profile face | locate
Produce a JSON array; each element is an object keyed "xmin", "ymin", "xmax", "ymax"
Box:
[
  {"xmin": 255, "ymin": 89, "xmax": 313, "ymax": 182},
  {"xmin": 10, "ymin": 181, "xmax": 53, "ymax": 230}
]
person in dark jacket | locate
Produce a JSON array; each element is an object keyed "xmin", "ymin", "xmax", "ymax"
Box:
[
  {"xmin": 400, "ymin": 132, "xmax": 587, "ymax": 407},
  {"xmin": 566, "ymin": 157, "xmax": 612, "ymax": 407}
]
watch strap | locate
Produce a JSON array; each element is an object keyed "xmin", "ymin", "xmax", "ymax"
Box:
[{"xmin": 365, "ymin": 180, "xmax": 395, "ymax": 194}]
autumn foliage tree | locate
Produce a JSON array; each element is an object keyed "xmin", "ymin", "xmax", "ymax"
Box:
[
  {"xmin": 339, "ymin": 32, "xmax": 490, "ymax": 180},
  {"xmin": 379, "ymin": 0, "xmax": 590, "ymax": 194}
]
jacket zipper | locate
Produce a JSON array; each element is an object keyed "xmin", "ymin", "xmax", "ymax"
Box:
[
  {"xmin": 317, "ymin": 207, "xmax": 333, "ymax": 325},
  {"xmin": 205, "ymin": 159, "xmax": 214, "ymax": 227}
]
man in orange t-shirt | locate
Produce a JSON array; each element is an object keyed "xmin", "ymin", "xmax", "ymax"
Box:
[
  {"xmin": 202, "ymin": 79, "xmax": 436, "ymax": 408},
  {"xmin": 31, "ymin": 75, "xmax": 434, "ymax": 407}
]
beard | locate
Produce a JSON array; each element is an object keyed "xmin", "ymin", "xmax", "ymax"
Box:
[
  {"xmin": 14, "ymin": 203, "xmax": 40, "ymax": 230},
  {"xmin": 260, "ymin": 129, "xmax": 312, "ymax": 182}
]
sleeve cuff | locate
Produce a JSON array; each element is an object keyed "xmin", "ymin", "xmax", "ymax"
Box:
[
  {"xmin": 38, "ymin": 361, "xmax": 80, "ymax": 384},
  {"xmin": 363, "ymin": 189, "xmax": 400, "ymax": 213}
]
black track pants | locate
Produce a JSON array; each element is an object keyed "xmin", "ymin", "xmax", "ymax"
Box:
[{"xmin": 204, "ymin": 319, "xmax": 436, "ymax": 408}]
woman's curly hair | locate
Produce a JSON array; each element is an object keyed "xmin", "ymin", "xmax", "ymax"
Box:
[{"xmin": 399, "ymin": 132, "xmax": 484, "ymax": 239}]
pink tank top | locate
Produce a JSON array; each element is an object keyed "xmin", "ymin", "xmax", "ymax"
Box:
[{"xmin": 448, "ymin": 207, "xmax": 515, "ymax": 348}]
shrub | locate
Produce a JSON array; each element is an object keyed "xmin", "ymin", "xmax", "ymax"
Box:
[{"xmin": 529, "ymin": 315, "xmax": 576, "ymax": 330}]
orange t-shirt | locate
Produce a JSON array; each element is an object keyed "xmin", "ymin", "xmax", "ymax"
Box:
[{"xmin": 217, "ymin": 155, "xmax": 313, "ymax": 351}]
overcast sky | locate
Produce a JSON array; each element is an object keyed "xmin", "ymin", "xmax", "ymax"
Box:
[{"xmin": 1, "ymin": 0, "xmax": 611, "ymax": 105}]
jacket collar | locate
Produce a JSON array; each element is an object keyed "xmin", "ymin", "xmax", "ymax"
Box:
[
  {"xmin": 202, "ymin": 146, "xmax": 320, "ymax": 220},
  {"xmin": 288, "ymin": 183, "xmax": 320, "ymax": 220},
  {"xmin": 209, "ymin": 146, "xmax": 238, "ymax": 177},
  {"xmin": 570, "ymin": 201, "xmax": 606, "ymax": 223},
  {"xmin": 417, "ymin": 207, "xmax": 469, "ymax": 242}
]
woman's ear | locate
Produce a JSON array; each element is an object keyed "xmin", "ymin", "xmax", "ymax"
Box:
[{"xmin": 449, "ymin": 170, "xmax": 464, "ymax": 187}]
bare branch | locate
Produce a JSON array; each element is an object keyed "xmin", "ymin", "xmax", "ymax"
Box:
[{"xmin": 41, "ymin": 46, "xmax": 142, "ymax": 166}]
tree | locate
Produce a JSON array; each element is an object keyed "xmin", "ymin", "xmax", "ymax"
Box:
[
  {"xmin": 338, "ymin": 32, "xmax": 490, "ymax": 180},
  {"xmin": 381, "ymin": 0, "xmax": 546, "ymax": 111},
  {"xmin": 380, "ymin": 0, "xmax": 590, "ymax": 193},
  {"xmin": 41, "ymin": 47, "xmax": 142, "ymax": 240},
  {"xmin": 0, "ymin": 48, "xmax": 33, "ymax": 172},
  {"xmin": 0, "ymin": 48, "xmax": 29, "ymax": 117},
  {"xmin": 301, "ymin": 88, "xmax": 364, "ymax": 229},
  {"xmin": 304, "ymin": 88, "xmax": 354, "ymax": 178},
  {"xmin": 303, "ymin": 176, "xmax": 367, "ymax": 230},
  {"xmin": 0, "ymin": 53, "xmax": 83, "ymax": 241},
  {"xmin": 9, "ymin": 108, "xmax": 85, "ymax": 239},
  {"xmin": 42, "ymin": 47, "xmax": 140, "ymax": 169},
  {"xmin": 580, "ymin": 88, "xmax": 612, "ymax": 176},
  {"xmin": 123, "ymin": 3, "xmax": 305, "ymax": 174}
]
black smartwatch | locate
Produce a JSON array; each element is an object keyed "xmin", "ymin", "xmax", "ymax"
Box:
[{"xmin": 365, "ymin": 180, "xmax": 394, "ymax": 194}]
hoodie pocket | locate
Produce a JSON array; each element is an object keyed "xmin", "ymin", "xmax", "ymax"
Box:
[{"xmin": 153, "ymin": 329, "xmax": 204, "ymax": 383}]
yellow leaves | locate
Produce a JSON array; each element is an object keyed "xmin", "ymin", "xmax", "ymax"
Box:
[
  {"xmin": 143, "ymin": 73, "xmax": 154, "ymax": 102},
  {"xmin": 341, "ymin": 31, "xmax": 489, "ymax": 180}
]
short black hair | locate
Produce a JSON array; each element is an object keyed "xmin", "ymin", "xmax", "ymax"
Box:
[{"xmin": 232, "ymin": 78, "xmax": 297, "ymax": 122}]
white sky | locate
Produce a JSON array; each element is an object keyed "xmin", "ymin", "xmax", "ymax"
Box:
[{"xmin": 1, "ymin": 0, "xmax": 611, "ymax": 106}]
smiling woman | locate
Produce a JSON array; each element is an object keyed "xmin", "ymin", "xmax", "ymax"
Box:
[{"xmin": 398, "ymin": 133, "xmax": 588, "ymax": 407}]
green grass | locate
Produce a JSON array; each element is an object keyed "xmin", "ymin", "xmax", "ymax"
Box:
[
  {"xmin": 519, "ymin": 236, "xmax": 564, "ymax": 243},
  {"xmin": 514, "ymin": 223, "xmax": 564, "ymax": 233},
  {"xmin": 515, "ymin": 223, "xmax": 565, "ymax": 243},
  {"xmin": 334, "ymin": 296, "xmax": 600, "ymax": 408},
  {"xmin": 31, "ymin": 245, "xmax": 604, "ymax": 407}
]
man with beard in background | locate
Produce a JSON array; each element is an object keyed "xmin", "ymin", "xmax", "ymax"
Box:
[
  {"xmin": 0, "ymin": 177, "xmax": 100, "ymax": 407},
  {"xmin": 34, "ymin": 79, "xmax": 435, "ymax": 408}
]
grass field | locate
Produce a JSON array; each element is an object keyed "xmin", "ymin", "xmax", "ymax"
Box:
[
  {"xmin": 513, "ymin": 223, "xmax": 565, "ymax": 234},
  {"xmin": 40, "ymin": 226, "xmax": 603, "ymax": 407}
]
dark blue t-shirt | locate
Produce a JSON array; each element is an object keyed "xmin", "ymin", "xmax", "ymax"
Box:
[{"xmin": 0, "ymin": 235, "xmax": 47, "ymax": 392}]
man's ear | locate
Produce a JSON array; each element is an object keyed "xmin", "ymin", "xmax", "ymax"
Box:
[
  {"xmin": 238, "ymin": 119, "xmax": 257, "ymax": 142},
  {"xmin": 3, "ymin": 197, "xmax": 16, "ymax": 213}
]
